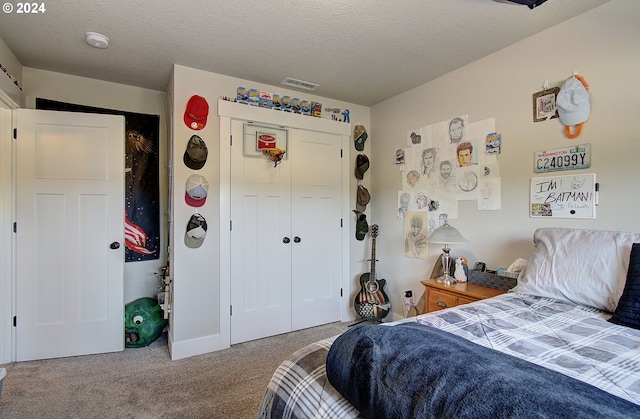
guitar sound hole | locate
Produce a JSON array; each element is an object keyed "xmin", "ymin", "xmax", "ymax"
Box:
[{"xmin": 366, "ymin": 282, "xmax": 379, "ymax": 293}]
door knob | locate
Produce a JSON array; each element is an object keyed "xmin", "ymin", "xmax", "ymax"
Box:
[
  {"xmin": 282, "ymin": 237, "xmax": 290, "ymax": 244},
  {"xmin": 110, "ymin": 241, "xmax": 121, "ymax": 249},
  {"xmin": 293, "ymin": 236, "xmax": 301, "ymax": 243}
]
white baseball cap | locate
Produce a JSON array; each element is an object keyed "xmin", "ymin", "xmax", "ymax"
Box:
[
  {"xmin": 185, "ymin": 213, "xmax": 207, "ymax": 248},
  {"xmin": 185, "ymin": 174, "xmax": 209, "ymax": 207},
  {"xmin": 556, "ymin": 76, "xmax": 590, "ymax": 127}
]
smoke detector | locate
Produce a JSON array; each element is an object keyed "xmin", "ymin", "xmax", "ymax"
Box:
[{"xmin": 85, "ymin": 32, "xmax": 110, "ymax": 49}]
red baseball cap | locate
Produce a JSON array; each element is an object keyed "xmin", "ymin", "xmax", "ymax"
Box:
[{"xmin": 184, "ymin": 95, "xmax": 209, "ymax": 130}]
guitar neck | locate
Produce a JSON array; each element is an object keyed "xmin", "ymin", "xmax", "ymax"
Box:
[{"xmin": 370, "ymin": 237, "xmax": 376, "ymax": 280}]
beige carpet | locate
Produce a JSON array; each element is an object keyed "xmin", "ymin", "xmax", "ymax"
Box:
[{"xmin": 0, "ymin": 322, "xmax": 350, "ymax": 419}]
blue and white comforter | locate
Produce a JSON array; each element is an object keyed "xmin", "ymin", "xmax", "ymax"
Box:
[{"xmin": 257, "ymin": 293, "xmax": 640, "ymax": 418}]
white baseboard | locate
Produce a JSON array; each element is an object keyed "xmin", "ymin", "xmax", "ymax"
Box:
[{"xmin": 168, "ymin": 332, "xmax": 229, "ymax": 360}]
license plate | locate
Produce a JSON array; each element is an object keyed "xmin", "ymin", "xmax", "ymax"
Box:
[{"xmin": 534, "ymin": 144, "xmax": 590, "ymax": 173}]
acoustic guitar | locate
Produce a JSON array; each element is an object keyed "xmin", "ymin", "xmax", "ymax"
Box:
[{"xmin": 354, "ymin": 224, "xmax": 391, "ymax": 321}]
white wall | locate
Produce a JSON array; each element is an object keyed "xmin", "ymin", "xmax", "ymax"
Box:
[
  {"xmin": 21, "ymin": 68, "xmax": 170, "ymax": 304},
  {"xmin": 370, "ymin": 0, "xmax": 640, "ymax": 316},
  {"xmin": 169, "ymin": 65, "xmax": 370, "ymax": 359},
  {"xmin": 0, "ymin": 37, "xmax": 22, "ymax": 88}
]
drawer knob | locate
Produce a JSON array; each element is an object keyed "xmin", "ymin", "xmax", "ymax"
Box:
[{"xmin": 436, "ymin": 301, "xmax": 447, "ymax": 308}]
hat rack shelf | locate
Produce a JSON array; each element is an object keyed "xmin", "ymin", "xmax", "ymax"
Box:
[{"xmin": 218, "ymin": 100, "xmax": 350, "ymax": 137}]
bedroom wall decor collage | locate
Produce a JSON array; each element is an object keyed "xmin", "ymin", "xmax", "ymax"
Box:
[{"xmin": 397, "ymin": 115, "xmax": 502, "ymax": 260}]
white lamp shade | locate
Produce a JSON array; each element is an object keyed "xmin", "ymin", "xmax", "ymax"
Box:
[{"xmin": 428, "ymin": 223, "xmax": 467, "ymax": 244}]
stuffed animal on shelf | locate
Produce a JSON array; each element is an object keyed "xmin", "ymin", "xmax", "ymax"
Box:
[{"xmin": 454, "ymin": 257, "xmax": 468, "ymax": 283}]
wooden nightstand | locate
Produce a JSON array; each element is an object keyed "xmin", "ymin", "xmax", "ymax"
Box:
[{"xmin": 420, "ymin": 278, "xmax": 504, "ymax": 313}]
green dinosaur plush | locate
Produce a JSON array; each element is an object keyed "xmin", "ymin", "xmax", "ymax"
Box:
[{"xmin": 124, "ymin": 297, "xmax": 167, "ymax": 348}]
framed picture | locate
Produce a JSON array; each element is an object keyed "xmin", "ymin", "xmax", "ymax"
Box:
[{"xmin": 532, "ymin": 87, "xmax": 559, "ymax": 122}]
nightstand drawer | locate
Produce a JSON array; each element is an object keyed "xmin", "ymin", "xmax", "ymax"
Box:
[
  {"xmin": 427, "ymin": 289, "xmax": 458, "ymax": 311},
  {"xmin": 420, "ymin": 278, "xmax": 504, "ymax": 314}
]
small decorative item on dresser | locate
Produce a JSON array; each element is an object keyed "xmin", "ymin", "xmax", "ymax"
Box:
[
  {"xmin": 454, "ymin": 257, "xmax": 467, "ymax": 282},
  {"xmin": 428, "ymin": 223, "xmax": 467, "ymax": 285}
]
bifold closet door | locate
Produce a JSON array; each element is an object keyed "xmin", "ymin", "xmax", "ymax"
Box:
[
  {"xmin": 229, "ymin": 121, "xmax": 343, "ymax": 344},
  {"xmin": 290, "ymin": 128, "xmax": 342, "ymax": 331},
  {"xmin": 230, "ymin": 120, "xmax": 293, "ymax": 344}
]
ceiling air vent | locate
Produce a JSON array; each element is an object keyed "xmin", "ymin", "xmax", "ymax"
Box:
[{"xmin": 281, "ymin": 77, "xmax": 319, "ymax": 91}]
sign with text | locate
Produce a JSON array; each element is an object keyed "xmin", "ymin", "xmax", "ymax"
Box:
[
  {"xmin": 534, "ymin": 144, "xmax": 590, "ymax": 173},
  {"xmin": 530, "ymin": 173, "xmax": 596, "ymax": 219}
]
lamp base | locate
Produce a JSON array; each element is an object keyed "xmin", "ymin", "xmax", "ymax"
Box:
[{"xmin": 435, "ymin": 274, "xmax": 457, "ymax": 285}]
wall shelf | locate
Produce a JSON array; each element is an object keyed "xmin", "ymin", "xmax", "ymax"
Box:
[
  {"xmin": 218, "ymin": 100, "xmax": 351, "ymax": 136},
  {"xmin": 0, "ymin": 73, "xmax": 22, "ymax": 108}
]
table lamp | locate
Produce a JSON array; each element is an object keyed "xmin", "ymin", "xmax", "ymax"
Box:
[{"xmin": 428, "ymin": 223, "xmax": 467, "ymax": 285}]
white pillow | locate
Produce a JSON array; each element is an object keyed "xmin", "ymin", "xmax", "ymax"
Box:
[{"xmin": 513, "ymin": 228, "xmax": 640, "ymax": 312}]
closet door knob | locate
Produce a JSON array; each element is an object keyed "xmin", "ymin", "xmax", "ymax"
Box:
[
  {"xmin": 282, "ymin": 237, "xmax": 290, "ymax": 244},
  {"xmin": 294, "ymin": 236, "xmax": 301, "ymax": 243}
]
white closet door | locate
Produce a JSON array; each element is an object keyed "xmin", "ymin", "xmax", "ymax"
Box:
[
  {"xmin": 15, "ymin": 109, "xmax": 124, "ymax": 361},
  {"xmin": 290, "ymin": 129, "xmax": 343, "ymax": 330},
  {"xmin": 230, "ymin": 120, "xmax": 292, "ymax": 344}
]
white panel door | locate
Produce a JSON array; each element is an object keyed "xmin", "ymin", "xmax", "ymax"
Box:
[
  {"xmin": 230, "ymin": 120, "xmax": 292, "ymax": 344},
  {"xmin": 290, "ymin": 128, "xmax": 342, "ymax": 330},
  {"xmin": 16, "ymin": 109, "xmax": 125, "ymax": 361},
  {"xmin": 230, "ymin": 121, "xmax": 343, "ymax": 344}
]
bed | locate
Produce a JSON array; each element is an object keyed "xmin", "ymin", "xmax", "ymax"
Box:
[{"xmin": 257, "ymin": 228, "xmax": 640, "ymax": 418}]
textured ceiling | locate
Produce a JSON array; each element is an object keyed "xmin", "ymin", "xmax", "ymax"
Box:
[{"xmin": 0, "ymin": 0, "xmax": 609, "ymax": 106}]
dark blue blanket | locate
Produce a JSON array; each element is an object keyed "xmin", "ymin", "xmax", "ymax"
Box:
[{"xmin": 326, "ymin": 323, "xmax": 640, "ymax": 419}]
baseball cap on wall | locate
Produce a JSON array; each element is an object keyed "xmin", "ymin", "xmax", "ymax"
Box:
[
  {"xmin": 355, "ymin": 154, "xmax": 370, "ymax": 180},
  {"xmin": 185, "ymin": 174, "xmax": 209, "ymax": 207},
  {"xmin": 184, "ymin": 95, "xmax": 209, "ymax": 130},
  {"xmin": 185, "ymin": 213, "xmax": 207, "ymax": 248},
  {"xmin": 356, "ymin": 184, "xmax": 371, "ymax": 212},
  {"xmin": 353, "ymin": 124, "xmax": 368, "ymax": 151},
  {"xmin": 556, "ymin": 76, "xmax": 590, "ymax": 127},
  {"xmin": 184, "ymin": 135, "xmax": 208, "ymax": 170}
]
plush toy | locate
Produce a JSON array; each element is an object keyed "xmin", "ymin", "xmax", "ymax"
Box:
[
  {"xmin": 125, "ymin": 297, "xmax": 167, "ymax": 348},
  {"xmin": 454, "ymin": 257, "xmax": 468, "ymax": 283},
  {"xmin": 262, "ymin": 148, "xmax": 286, "ymax": 167}
]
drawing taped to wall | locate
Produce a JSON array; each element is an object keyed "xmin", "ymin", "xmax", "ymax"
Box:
[{"xmin": 403, "ymin": 211, "xmax": 429, "ymax": 259}]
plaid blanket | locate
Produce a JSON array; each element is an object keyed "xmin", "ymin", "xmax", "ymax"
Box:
[{"xmin": 257, "ymin": 293, "xmax": 640, "ymax": 418}]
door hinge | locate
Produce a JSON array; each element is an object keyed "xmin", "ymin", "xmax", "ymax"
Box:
[
  {"xmin": 230, "ymin": 220, "xmax": 232, "ymax": 231},
  {"xmin": 230, "ymin": 305, "xmax": 233, "ymax": 316},
  {"xmin": 13, "ymin": 222, "xmax": 16, "ymax": 233},
  {"xmin": 13, "ymin": 128, "xmax": 17, "ymax": 139},
  {"xmin": 230, "ymin": 135, "xmax": 233, "ymax": 146},
  {"xmin": 13, "ymin": 316, "xmax": 17, "ymax": 327},
  {"xmin": 340, "ymin": 149, "xmax": 343, "ymax": 158},
  {"xmin": 340, "ymin": 288, "xmax": 343, "ymax": 297},
  {"xmin": 340, "ymin": 218, "xmax": 343, "ymax": 228}
]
